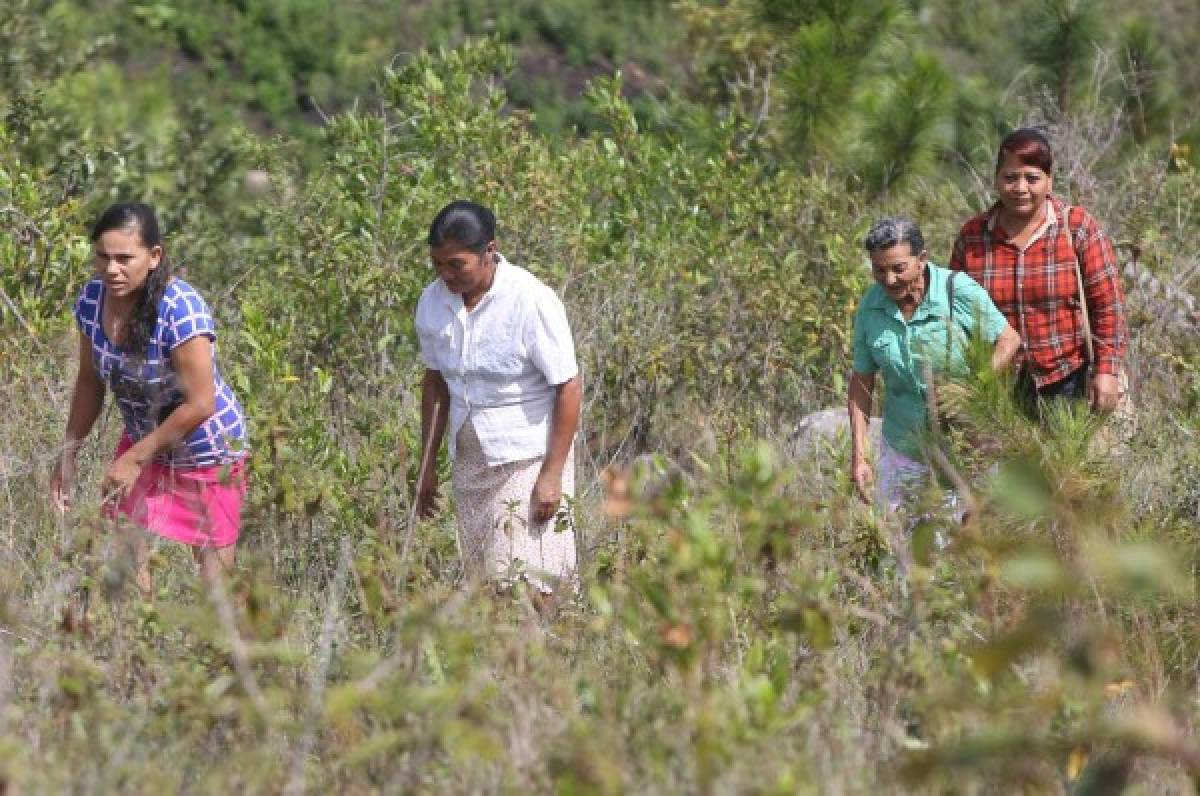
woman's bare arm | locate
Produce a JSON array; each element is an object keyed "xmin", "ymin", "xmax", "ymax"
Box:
[
  {"xmin": 532, "ymin": 374, "xmax": 582, "ymax": 524},
  {"xmin": 415, "ymin": 368, "xmax": 450, "ymax": 519}
]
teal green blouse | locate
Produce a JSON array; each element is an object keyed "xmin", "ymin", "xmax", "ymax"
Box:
[{"xmin": 852, "ymin": 263, "xmax": 1008, "ymax": 458}]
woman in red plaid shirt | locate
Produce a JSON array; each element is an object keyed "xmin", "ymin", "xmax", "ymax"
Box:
[{"xmin": 950, "ymin": 128, "xmax": 1127, "ymax": 414}]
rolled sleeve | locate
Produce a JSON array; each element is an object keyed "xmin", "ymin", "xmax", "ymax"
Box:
[
  {"xmin": 74, "ymin": 282, "xmax": 98, "ymax": 332},
  {"xmin": 954, "ymin": 275, "xmax": 1008, "ymax": 343},
  {"xmin": 164, "ymin": 290, "xmax": 216, "ymax": 352},
  {"xmin": 415, "ymin": 319, "xmax": 440, "ymax": 369},
  {"xmin": 851, "ymin": 301, "xmax": 877, "ymax": 374},
  {"xmin": 414, "ymin": 287, "xmax": 444, "ymax": 370},
  {"xmin": 416, "ymin": 335, "xmax": 439, "ymax": 369},
  {"xmin": 526, "ymin": 288, "xmax": 578, "ymax": 386}
]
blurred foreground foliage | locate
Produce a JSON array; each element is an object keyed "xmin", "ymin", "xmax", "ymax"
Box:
[{"xmin": 1, "ymin": 3, "xmax": 1200, "ymax": 792}]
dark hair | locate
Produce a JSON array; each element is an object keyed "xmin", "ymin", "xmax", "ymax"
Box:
[
  {"xmin": 90, "ymin": 202, "xmax": 170, "ymax": 357},
  {"xmin": 995, "ymin": 127, "xmax": 1053, "ymax": 174},
  {"xmin": 863, "ymin": 216, "xmax": 925, "ymax": 256},
  {"xmin": 427, "ymin": 200, "xmax": 495, "ymax": 253}
]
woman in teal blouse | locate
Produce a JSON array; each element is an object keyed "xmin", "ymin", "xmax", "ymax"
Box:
[{"xmin": 848, "ymin": 216, "xmax": 1020, "ymax": 515}]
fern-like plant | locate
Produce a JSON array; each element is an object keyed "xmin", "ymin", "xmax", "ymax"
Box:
[{"xmin": 1019, "ymin": 0, "xmax": 1105, "ymax": 117}]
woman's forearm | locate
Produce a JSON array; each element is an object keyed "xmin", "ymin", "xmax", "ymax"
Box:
[
  {"xmin": 125, "ymin": 336, "xmax": 217, "ymax": 465},
  {"xmin": 419, "ymin": 369, "xmax": 450, "ymax": 478},
  {"xmin": 64, "ymin": 375, "xmax": 105, "ymax": 451},
  {"xmin": 63, "ymin": 334, "xmax": 105, "ymax": 451},
  {"xmin": 991, "ymin": 325, "xmax": 1021, "ymax": 371},
  {"xmin": 847, "ymin": 371, "xmax": 875, "ymax": 464},
  {"xmin": 542, "ymin": 375, "xmax": 582, "ymax": 476},
  {"xmin": 125, "ymin": 401, "xmax": 214, "ymax": 465}
]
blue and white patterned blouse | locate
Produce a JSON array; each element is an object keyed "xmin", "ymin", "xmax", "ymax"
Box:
[{"xmin": 74, "ymin": 278, "xmax": 248, "ymax": 468}]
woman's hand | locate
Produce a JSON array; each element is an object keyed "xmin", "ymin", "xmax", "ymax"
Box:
[
  {"xmin": 851, "ymin": 458, "xmax": 874, "ymax": 505},
  {"xmin": 1089, "ymin": 372, "xmax": 1121, "ymax": 413},
  {"xmin": 102, "ymin": 450, "xmax": 144, "ymax": 504},
  {"xmin": 531, "ymin": 467, "xmax": 563, "ymax": 525},
  {"xmin": 414, "ymin": 470, "xmax": 442, "ymax": 520},
  {"xmin": 51, "ymin": 449, "xmax": 77, "ymax": 514}
]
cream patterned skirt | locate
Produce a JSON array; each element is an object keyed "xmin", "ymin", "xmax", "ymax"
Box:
[{"xmin": 452, "ymin": 419, "xmax": 577, "ymax": 593}]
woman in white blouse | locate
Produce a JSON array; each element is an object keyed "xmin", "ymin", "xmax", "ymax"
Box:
[{"xmin": 414, "ymin": 201, "xmax": 582, "ymax": 597}]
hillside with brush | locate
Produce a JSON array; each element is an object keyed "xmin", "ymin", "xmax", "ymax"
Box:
[{"xmin": 1, "ymin": 0, "xmax": 1199, "ymax": 791}]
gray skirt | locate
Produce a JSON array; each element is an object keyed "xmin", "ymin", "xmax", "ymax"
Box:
[{"xmin": 452, "ymin": 419, "xmax": 577, "ymax": 593}]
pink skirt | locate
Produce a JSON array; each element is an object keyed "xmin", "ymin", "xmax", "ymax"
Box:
[{"xmin": 104, "ymin": 435, "xmax": 247, "ymax": 548}]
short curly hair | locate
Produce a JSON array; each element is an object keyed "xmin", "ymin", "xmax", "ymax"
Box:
[{"xmin": 863, "ymin": 216, "xmax": 924, "ymax": 256}]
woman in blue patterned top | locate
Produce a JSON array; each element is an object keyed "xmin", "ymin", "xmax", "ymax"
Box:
[{"xmin": 51, "ymin": 202, "xmax": 249, "ymax": 594}]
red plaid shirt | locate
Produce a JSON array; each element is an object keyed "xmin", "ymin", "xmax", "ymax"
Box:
[{"xmin": 949, "ymin": 196, "xmax": 1127, "ymax": 387}]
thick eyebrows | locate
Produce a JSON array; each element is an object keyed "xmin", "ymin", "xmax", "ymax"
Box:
[{"xmin": 95, "ymin": 244, "xmax": 137, "ymax": 258}]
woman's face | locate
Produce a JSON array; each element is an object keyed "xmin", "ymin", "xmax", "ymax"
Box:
[
  {"xmin": 93, "ymin": 226, "xmax": 162, "ymax": 299},
  {"xmin": 870, "ymin": 242, "xmax": 927, "ymax": 303},
  {"xmin": 994, "ymin": 151, "xmax": 1052, "ymax": 221},
  {"xmin": 430, "ymin": 239, "xmax": 496, "ymax": 297}
]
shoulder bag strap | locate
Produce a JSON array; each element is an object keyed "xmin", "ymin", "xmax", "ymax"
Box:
[
  {"xmin": 1062, "ymin": 205, "xmax": 1095, "ymax": 365},
  {"xmin": 944, "ymin": 269, "xmax": 957, "ymax": 368},
  {"xmin": 927, "ymin": 270, "xmax": 959, "ymax": 435}
]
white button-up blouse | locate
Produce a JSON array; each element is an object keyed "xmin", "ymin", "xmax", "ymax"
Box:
[{"xmin": 415, "ymin": 255, "xmax": 579, "ymax": 466}]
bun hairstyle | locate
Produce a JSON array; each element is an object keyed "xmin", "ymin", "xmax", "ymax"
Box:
[
  {"xmin": 995, "ymin": 127, "xmax": 1054, "ymax": 175},
  {"xmin": 427, "ymin": 200, "xmax": 496, "ymax": 254},
  {"xmin": 90, "ymin": 202, "xmax": 170, "ymax": 358}
]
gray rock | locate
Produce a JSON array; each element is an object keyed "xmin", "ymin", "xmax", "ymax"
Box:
[{"xmin": 788, "ymin": 406, "xmax": 881, "ymax": 461}]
